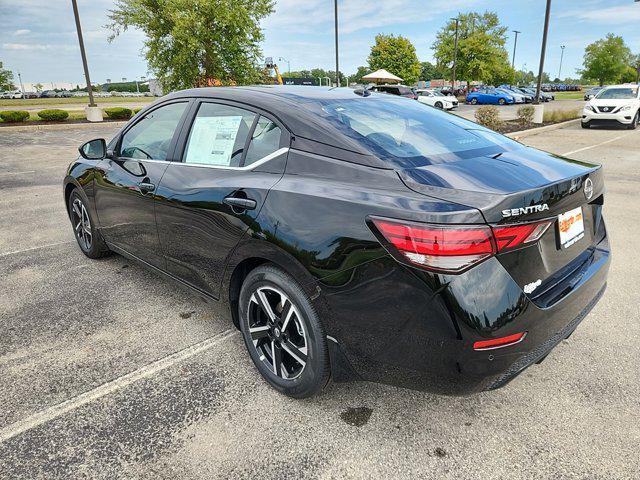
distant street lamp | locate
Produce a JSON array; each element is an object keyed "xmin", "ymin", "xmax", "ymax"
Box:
[
  {"xmin": 71, "ymin": 0, "xmax": 96, "ymax": 107},
  {"xmin": 558, "ymin": 45, "xmax": 566, "ymax": 80},
  {"xmin": 17, "ymin": 71, "xmax": 25, "ymax": 96},
  {"xmin": 512, "ymin": 30, "xmax": 521, "ymax": 70},
  {"xmin": 451, "ymin": 17, "xmax": 460, "ymax": 92},
  {"xmin": 277, "ymin": 57, "xmax": 290, "ymax": 76}
]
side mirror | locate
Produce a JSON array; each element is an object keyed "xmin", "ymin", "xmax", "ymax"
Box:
[{"xmin": 79, "ymin": 138, "xmax": 107, "ymax": 160}]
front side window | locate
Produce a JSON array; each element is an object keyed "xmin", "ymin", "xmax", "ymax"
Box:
[
  {"xmin": 184, "ymin": 103, "xmax": 256, "ymax": 166},
  {"xmin": 120, "ymin": 102, "xmax": 187, "ymax": 160}
]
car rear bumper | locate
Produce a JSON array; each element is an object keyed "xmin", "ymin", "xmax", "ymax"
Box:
[{"xmin": 317, "ymin": 233, "xmax": 610, "ymax": 395}]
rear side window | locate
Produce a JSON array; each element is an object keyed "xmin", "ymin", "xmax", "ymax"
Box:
[
  {"xmin": 244, "ymin": 116, "xmax": 282, "ymax": 166},
  {"xmin": 184, "ymin": 103, "xmax": 256, "ymax": 167},
  {"xmin": 120, "ymin": 102, "xmax": 187, "ymax": 160}
]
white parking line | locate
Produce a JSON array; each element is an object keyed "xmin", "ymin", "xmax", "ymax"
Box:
[
  {"xmin": 562, "ymin": 132, "xmax": 633, "ymax": 156},
  {"xmin": 0, "ymin": 329, "xmax": 237, "ymax": 444},
  {"xmin": 0, "ymin": 241, "xmax": 74, "ymax": 258},
  {"xmin": 0, "ymin": 170, "xmax": 36, "ymax": 176}
]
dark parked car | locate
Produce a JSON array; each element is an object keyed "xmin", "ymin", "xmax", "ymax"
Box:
[
  {"xmin": 64, "ymin": 86, "xmax": 610, "ymax": 398},
  {"xmin": 39, "ymin": 90, "xmax": 59, "ymax": 98},
  {"xmin": 367, "ymin": 84, "xmax": 417, "ymax": 99}
]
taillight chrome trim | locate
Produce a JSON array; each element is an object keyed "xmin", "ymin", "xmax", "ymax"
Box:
[{"xmin": 473, "ymin": 332, "xmax": 527, "ymax": 351}]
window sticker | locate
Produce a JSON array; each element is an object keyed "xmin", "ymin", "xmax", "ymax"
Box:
[{"xmin": 185, "ymin": 115, "xmax": 243, "ymax": 165}]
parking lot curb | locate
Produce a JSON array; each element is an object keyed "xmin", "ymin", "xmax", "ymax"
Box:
[
  {"xmin": 507, "ymin": 119, "xmax": 581, "ymax": 140},
  {"xmin": 0, "ymin": 121, "xmax": 127, "ymax": 133}
]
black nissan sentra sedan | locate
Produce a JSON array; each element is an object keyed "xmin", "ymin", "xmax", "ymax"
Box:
[{"xmin": 63, "ymin": 86, "xmax": 610, "ymax": 398}]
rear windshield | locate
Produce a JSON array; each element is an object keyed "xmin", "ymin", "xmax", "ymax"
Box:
[
  {"xmin": 596, "ymin": 87, "xmax": 638, "ymax": 99},
  {"xmin": 302, "ymin": 95, "xmax": 523, "ymax": 167}
]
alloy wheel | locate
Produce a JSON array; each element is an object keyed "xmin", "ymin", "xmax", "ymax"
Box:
[
  {"xmin": 72, "ymin": 198, "xmax": 92, "ymax": 251},
  {"xmin": 247, "ymin": 286, "xmax": 308, "ymax": 380}
]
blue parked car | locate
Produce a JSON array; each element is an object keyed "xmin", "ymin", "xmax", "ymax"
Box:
[{"xmin": 466, "ymin": 88, "xmax": 515, "ymax": 105}]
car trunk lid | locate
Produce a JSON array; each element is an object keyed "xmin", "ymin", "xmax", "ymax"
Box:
[{"xmin": 397, "ymin": 147, "xmax": 605, "ymax": 302}]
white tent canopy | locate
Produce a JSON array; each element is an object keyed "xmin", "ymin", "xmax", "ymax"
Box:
[{"xmin": 361, "ymin": 69, "xmax": 403, "ymax": 84}]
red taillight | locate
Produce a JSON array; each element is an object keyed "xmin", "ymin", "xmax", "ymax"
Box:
[
  {"xmin": 370, "ymin": 218, "xmax": 495, "ymax": 273},
  {"xmin": 370, "ymin": 217, "xmax": 552, "ymax": 273},
  {"xmin": 473, "ymin": 332, "xmax": 526, "ymax": 350},
  {"xmin": 492, "ymin": 220, "xmax": 552, "ymax": 253}
]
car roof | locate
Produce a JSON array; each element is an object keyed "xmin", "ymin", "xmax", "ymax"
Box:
[{"xmin": 164, "ymin": 86, "xmax": 393, "ymax": 167}]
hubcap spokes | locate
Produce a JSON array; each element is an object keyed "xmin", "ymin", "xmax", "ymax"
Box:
[
  {"xmin": 248, "ymin": 286, "xmax": 308, "ymax": 380},
  {"xmin": 72, "ymin": 198, "xmax": 92, "ymax": 250}
]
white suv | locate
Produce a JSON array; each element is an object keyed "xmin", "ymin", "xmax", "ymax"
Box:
[{"xmin": 582, "ymin": 84, "xmax": 640, "ymax": 130}]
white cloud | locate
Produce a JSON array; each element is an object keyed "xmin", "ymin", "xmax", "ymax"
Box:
[
  {"xmin": 266, "ymin": 0, "xmax": 480, "ymax": 34},
  {"xmin": 559, "ymin": 4, "xmax": 640, "ymax": 23},
  {"xmin": 14, "ymin": 29, "xmax": 31, "ymax": 36},
  {"xmin": 2, "ymin": 43, "xmax": 49, "ymax": 51}
]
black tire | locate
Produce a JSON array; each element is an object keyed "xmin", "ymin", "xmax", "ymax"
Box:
[
  {"xmin": 238, "ymin": 265, "xmax": 330, "ymax": 398},
  {"xmin": 68, "ymin": 189, "xmax": 111, "ymax": 259},
  {"xmin": 498, "ymin": 98, "xmax": 506, "ymax": 105},
  {"xmin": 434, "ymin": 101, "xmax": 443, "ymax": 109},
  {"xmin": 470, "ymin": 98, "xmax": 478, "ymax": 105},
  {"xmin": 581, "ymin": 121, "xmax": 591, "ymax": 129},
  {"xmin": 628, "ymin": 111, "xmax": 639, "ymax": 130}
]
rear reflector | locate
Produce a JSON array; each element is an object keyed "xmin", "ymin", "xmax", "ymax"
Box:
[
  {"xmin": 473, "ymin": 332, "xmax": 527, "ymax": 351},
  {"xmin": 369, "ymin": 216, "xmax": 553, "ymax": 274}
]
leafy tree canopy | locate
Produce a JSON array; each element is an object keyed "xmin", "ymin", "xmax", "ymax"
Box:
[
  {"xmin": 108, "ymin": 0, "xmax": 274, "ymax": 91},
  {"xmin": 580, "ymin": 34, "xmax": 632, "ymax": 86},
  {"xmin": 419, "ymin": 61, "xmax": 447, "ymax": 81},
  {"xmin": 0, "ymin": 61, "xmax": 15, "ymax": 90},
  {"xmin": 432, "ymin": 11, "xmax": 513, "ymax": 85},
  {"xmin": 368, "ymin": 34, "xmax": 421, "ymax": 84}
]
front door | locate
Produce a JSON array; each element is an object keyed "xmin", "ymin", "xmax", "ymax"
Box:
[
  {"xmin": 94, "ymin": 101, "xmax": 190, "ymax": 268},
  {"xmin": 155, "ymin": 100, "xmax": 289, "ymax": 298}
]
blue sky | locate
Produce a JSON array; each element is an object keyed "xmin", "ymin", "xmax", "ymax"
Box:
[{"xmin": 2, "ymin": 0, "xmax": 639, "ymax": 85}]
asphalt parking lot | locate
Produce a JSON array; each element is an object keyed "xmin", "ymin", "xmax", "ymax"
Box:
[{"xmin": 1, "ymin": 121, "xmax": 639, "ymax": 479}]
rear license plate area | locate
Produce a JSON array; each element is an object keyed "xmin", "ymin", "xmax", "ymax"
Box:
[{"xmin": 558, "ymin": 207, "xmax": 585, "ymax": 249}]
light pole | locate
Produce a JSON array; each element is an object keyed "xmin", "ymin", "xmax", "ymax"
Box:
[
  {"xmin": 511, "ymin": 30, "xmax": 521, "ymax": 70},
  {"xmin": 71, "ymin": 0, "xmax": 96, "ymax": 107},
  {"xmin": 17, "ymin": 71, "xmax": 25, "ymax": 96},
  {"xmin": 451, "ymin": 17, "xmax": 460, "ymax": 93},
  {"xmin": 534, "ymin": 0, "xmax": 552, "ymax": 105},
  {"xmin": 558, "ymin": 45, "xmax": 565, "ymax": 80},
  {"xmin": 334, "ymin": 0, "xmax": 340, "ymax": 87},
  {"xmin": 277, "ymin": 57, "xmax": 290, "ymax": 76}
]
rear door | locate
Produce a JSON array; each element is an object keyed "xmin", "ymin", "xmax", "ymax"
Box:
[{"xmin": 155, "ymin": 100, "xmax": 289, "ymax": 298}]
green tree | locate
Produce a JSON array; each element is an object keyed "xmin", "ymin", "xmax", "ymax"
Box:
[
  {"xmin": 108, "ymin": 0, "xmax": 274, "ymax": 91},
  {"xmin": 0, "ymin": 62, "xmax": 15, "ymax": 90},
  {"xmin": 580, "ymin": 34, "xmax": 632, "ymax": 86},
  {"xmin": 419, "ymin": 61, "xmax": 447, "ymax": 81},
  {"xmin": 368, "ymin": 34, "xmax": 421, "ymax": 84},
  {"xmin": 349, "ymin": 66, "xmax": 370, "ymax": 85},
  {"xmin": 432, "ymin": 12, "xmax": 512, "ymax": 86}
]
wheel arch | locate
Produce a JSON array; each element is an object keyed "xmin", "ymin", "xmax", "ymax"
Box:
[{"xmin": 223, "ymin": 239, "xmax": 323, "ymax": 331}]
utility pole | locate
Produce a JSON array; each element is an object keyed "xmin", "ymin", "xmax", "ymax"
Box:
[
  {"xmin": 558, "ymin": 45, "xmax": 565, "ymax": 80},
  {"xmin": 451, "ymin": 17, "xmax": 460, "ymax": 93},
  {"xmin": 71, "ymin": 0, "xmax": 96, "ymax": 107},
  {"xmin": 511, "ymin": 30, "xmax": 521, "ymax": 70},
  {"xmin": 534, "ymin": 0, "xmax": 552, "ymax": 105},
  {"xmin": 334, "ymin": 0, "xmax": 340, "ymax": 87}
]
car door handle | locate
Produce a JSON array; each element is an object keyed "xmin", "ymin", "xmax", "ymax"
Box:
[
  {"xmin": 138, "ymin": 182, "xmax": 155, "ymax": 193},
  {"xmin": 223, "ymin": 196, "xmax": 257, "ymax": 210}
]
